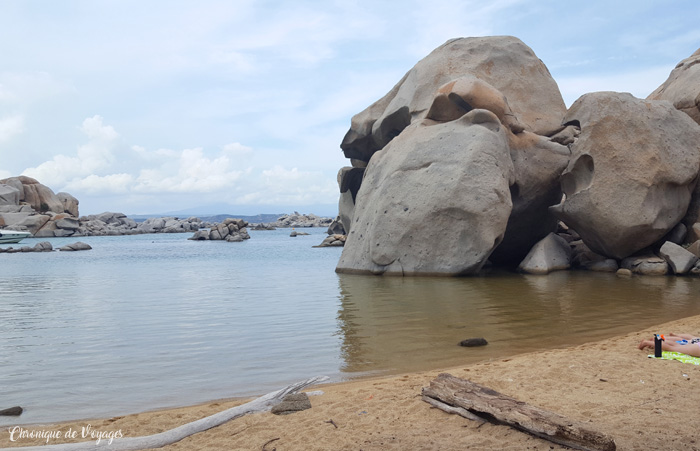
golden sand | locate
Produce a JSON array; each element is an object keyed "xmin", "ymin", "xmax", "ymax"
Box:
[{"xmin": 3, "ymin": 315, "xmax": 700, "ymax": 450}]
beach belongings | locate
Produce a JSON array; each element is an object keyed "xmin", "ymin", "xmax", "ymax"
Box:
[
  {"xmin": 0, "ymin": 376, "xmax": 328, "ymax": 451},
  {"xmin": 0, "ymin": 406, "xmax": 22, "ymax": 416},
  {"xmin": 648, "ymin": 351, "xmax": 700, "ymax": 365},
  {"xmin": 654, "ymin": 334, "xmax": 665, "ymax": 358},
  {"xmin": 422, "ymin": 373, "xmax": 616, "ymax": 451},
  {"xmin": 459, "ymin": 338, "xmax": 488, "ymax": 347}
]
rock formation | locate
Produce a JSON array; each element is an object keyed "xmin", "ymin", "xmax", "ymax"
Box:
[
  {"xmin": 550, "ymin": 92, "xmax": 700, "ymax": 260},
  {"xmin": 189, "ymin": 218, "xmax": 250, "ymax": 242},
  {"xmin": 336, "ymin": 36, "xmax": 569, "ymax": 275},
  {"xmin": 340, "ymin": 36, "xmax": 567, "ymax": 163},
  {"xmin": 337, "ymin": 109, "xmax": 515, "ymax": 276},
  {"xmin": 517, "ymin": 233, "xmax": 572, "ymax": 275},
  {"xmin": 648, "ymin": 48, "xmax": 700, "ymax": 126},
  {"xmin": 273, "ymin": 212, "xmax": 333, "ymax": 228},
  {"xmin": 649, "ymin": 49, "xmax": 700, "ymax": 227},
  {"xmin": 334, "ymin": 37, "xmax": 700, "ymax": 277},
  {"xmin": 314, "ymin": 234, "xmax": 346, "ymax": 248}
]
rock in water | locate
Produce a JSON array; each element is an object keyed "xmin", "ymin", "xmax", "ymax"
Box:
[
  {"xmin": 550, "ymin": 92, "xmax": 700, "ymax": 260},
  {"xmin": 518, "ymin": 233, "xmax": 572, "ymax": 275},
  {"xmin": 0, "ymin": 406, "xmax": 23, "ymax": 416},
  {"xmin": 59, "ymin": 242, "xmax": 92, "ymax": 251},
  {"xmin": 459, "ymin": 338, "xmax": 488, "ymax": 347},
  {"xmin": 659, "ymin": 241, "xmax": 699, "ymax": 275},
  {"xmin": 336, "ymin": 109, "xmax": 514, "ymax": 276}
]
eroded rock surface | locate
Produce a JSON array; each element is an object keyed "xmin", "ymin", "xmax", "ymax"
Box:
[
  {"xmin": 336, "ymin": 109, "xmax": 514, "ymax": 276},
  {"xmin": 648, "ymin": 48, "xmax": 700, "ymax": 125},
  {"xmin": 550, "ymin": 92, "xmax": 700, "ymax": 260},
  {"xmin": 340, "ymin": 36, "xmax": 567, "ymax": 163}
]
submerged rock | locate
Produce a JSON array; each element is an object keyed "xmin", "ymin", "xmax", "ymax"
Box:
[
  {"xmin": 0, "ymin": 406, "xmax": 22, "ymax": 416},
  {"xmin": 58, "ymin": 242, "xmax": 92, "ymax": 252},
  {"xmin": 459, "ymin": 338, "xmax": 488, "ymax": 347}
]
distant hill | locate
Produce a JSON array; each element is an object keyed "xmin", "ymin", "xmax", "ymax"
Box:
[
  {"xmin": 128, "ymin": 213, "xmax": 286, "ymax": 223},
  {"xmin": 128, "ymin": 203, "xmax": 337, "ymax": 223},
  {"xmin": 198, "ymin": 213, "xmax": 284, "ymax": 224}
]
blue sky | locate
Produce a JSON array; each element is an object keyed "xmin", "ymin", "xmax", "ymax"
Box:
[{"xmin": 1, "ymin": 0, "xmax": 698, "ymax": 216}]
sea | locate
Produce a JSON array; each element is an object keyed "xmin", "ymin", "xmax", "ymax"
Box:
[{"xmin": 2, "ymin": 227, "xmax": 700, "ymax": 426}]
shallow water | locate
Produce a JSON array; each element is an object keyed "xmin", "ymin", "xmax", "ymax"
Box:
[{"xmin": 1, "ymin": 229, "xmax": 699, "ymax": 425}]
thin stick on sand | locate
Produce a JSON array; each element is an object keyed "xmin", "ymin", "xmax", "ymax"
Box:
[{"xmin": 1, "ymin": 376, "xmax": 329, "ymax": 451}]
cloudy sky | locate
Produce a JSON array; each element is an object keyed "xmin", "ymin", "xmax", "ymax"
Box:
[{"xmin": 1, "ymin": 0, "xmax": 698, "ymax": 216}]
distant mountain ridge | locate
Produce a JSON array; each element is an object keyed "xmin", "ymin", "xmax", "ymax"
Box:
[{"xmin": 128, "ymin": 213, "xmax": 286, "ymax": 224}]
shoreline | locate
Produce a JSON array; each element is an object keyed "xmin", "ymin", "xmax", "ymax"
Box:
[{"xmin": 3, "ymin": 315, "xmax": 700, "ymax": 450}]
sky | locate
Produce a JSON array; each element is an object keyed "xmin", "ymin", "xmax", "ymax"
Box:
[{"xmin": 1, "ymin": 0, "xmax": 699, "ymax": 216}]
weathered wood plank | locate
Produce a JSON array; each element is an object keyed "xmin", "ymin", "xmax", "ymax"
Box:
[{"xmin": 422, "ymin": 373, "xmax": 615, "ymax": 451}]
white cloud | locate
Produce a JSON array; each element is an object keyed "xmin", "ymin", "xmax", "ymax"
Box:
[
  {"xmin": 22, "ymin": 115, "xmax": 119, "ymax": 187},
  {"xmin": 133, "ymin": 147, "xmax": 246, "ymax": 193},
  {"xmin": 234, "ymin": 165, "xmax": 339, "ymax": 206},
  {"xmin": 0, "ymin": 115, "xmax": 24, "ymax": 142},
  {"xmin": 63, "ymin": 173, "xmax": 134, "ymax": 195}
]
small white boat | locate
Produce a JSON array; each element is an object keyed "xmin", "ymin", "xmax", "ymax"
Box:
[{"xmin": 0, "ymin": 229, "xmax": 31, "ymax": 244}]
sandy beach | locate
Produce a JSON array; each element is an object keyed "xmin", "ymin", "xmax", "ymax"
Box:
[{"xmin": 3, "ymin": 315, "xmax": 700, "ymax": 451}]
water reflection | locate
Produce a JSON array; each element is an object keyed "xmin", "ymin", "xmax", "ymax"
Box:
[{"xmin": 336, "ymin": 271, "xmax": 700, "ymax": 375}]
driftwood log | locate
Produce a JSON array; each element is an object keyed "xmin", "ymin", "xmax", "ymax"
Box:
[
  {"xmin": 422, "ymin": 373, "xmax": 616, "ymax": 451},
  {"xmin": 1, "ymin": 376, "xmax": 328, "ymax": 451}
]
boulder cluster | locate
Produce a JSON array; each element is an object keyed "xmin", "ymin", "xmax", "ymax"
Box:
[
  {"xmin": 0, "ymin": 176, "xmax": 209, "ymax": 237},
  {"xmin": 189, "ymin": 218, "xmax": 250, "ymax": 242},
  {"xmin": 334, "ymin": 36, "xmax": 700, "ymax": 277}
]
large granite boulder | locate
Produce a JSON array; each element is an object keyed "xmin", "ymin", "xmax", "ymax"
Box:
[
  {"xmin": 648, "ymin": 48, "xmax": 700, "ymax": 125},
  {"xmin": 0, "ymin": 176, "xmax": 64, "ymax": 213},
  {"xmin": 0, "ymin": 184, "xmax": 20, "ymax": 206},
  {"xmin": 550, "ymin": 92, "xmax": 700, "ymax": 260},
  {"xmin": 648, "ymin": 49, "xmax": 700, "ymax": 227},
  {"xmin": 336, "ymin": 109, "xmax": 514, "ymax": 276},
  {"xmin": 659, "ymin": 241, "xmax": 699, "ymax": 275},
  {"xmin": 340, "ymin": 36, "xmax": 567, "ymax": 163},
  {"xmin": 517, "ymin": 233, "xmax": 572, "ymax": 275},
  {"xmin": 57, "ymin": 192, "xmax": 79, "ymax": 217},
  {"xmin": 0, "ymin": 212, "xmax": 51, "ymax": 234}
]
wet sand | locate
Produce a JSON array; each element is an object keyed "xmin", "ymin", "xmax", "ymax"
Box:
[{"xmin": 3, "ymin": 315, "xmax": 700, "ymax": 450}]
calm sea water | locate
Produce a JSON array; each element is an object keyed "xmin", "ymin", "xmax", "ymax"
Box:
[{"xmin": 2, "ymin": 228, "xmax": 700, "ymax": 426}]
